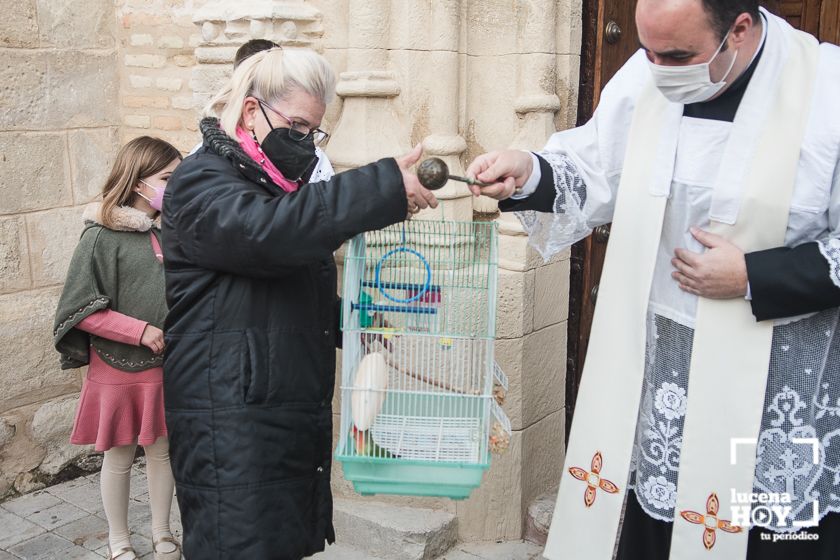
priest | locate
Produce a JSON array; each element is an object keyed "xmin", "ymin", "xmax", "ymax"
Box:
[{"xmin": 467, "ymin": 1, "xmax": 840, "ymax": 559}]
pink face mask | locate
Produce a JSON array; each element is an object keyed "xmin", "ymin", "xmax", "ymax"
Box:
[{"xmin": 138, "ymin": 179, "xmax": 165, "ymax": 212}]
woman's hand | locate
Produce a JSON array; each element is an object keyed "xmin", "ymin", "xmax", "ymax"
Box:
[
  {"xmin": 396, "ymin": 144, "xmax": 438, "ymax": 215},
  {"xmin": 140, "ymin": 325, "xmax": 165, "ymax": 354}
]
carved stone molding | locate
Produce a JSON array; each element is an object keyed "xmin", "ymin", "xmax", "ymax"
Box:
[
  {"xmin": 190, "ymin": 0, "xmax": 325, "ymax": 108},
  {"xmin": 327, "ymin": 0, "xmax": 411, "ymax": 173},
  {"xmin": 193, "ymin": 0, "xmax": 323, "ymax": 49},
  {"xmin": 327, "ymin": 71, "xmax": 409, "ymax": 171}
]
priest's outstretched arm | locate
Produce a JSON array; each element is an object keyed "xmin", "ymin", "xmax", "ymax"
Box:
[{"xmin": 464, "ymin": 52, "xmax": 648, "ymax": 261}]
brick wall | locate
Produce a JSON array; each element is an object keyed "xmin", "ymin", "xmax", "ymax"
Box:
[{"xmin": 116, "ymin": 0, "xmax": 208, "ymax": 152}]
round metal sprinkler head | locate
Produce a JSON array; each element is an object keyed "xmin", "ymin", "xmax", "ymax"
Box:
[{"xmin": 417, "ymin": 157, "xmax": 449, "ymax": 190}]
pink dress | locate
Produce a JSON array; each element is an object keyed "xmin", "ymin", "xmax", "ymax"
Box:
[{"xmin": 69, "ymin": 237, "xmax": 169, "ymax": 451}]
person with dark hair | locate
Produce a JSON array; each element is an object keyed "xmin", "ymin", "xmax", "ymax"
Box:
[
  {"xmin": 468, "ymin": 1, "xmax": 840, "ymax": 559},
  {"xmin": 701, "ymin": 0, "xmax": 760, "ymax": 43},
  {"xmin": 233, "ymin": 38, "xmax": 279, "ymax": 68}
]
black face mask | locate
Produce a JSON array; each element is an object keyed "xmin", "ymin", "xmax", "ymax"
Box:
[{"xmin": 258, "ymin": 104, "xmax": 318, "ymax": 182}]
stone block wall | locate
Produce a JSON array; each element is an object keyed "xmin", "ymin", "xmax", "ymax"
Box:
[
  {"xmin": 0, "ymin": 0, "xmax": 120, "ymax": 498},
  {"xmin": 308, "ymin": 0, "xmax": 579, "ymax": 540},
  {"xmin": 1, "ymin": 0, "xmax": 581, "ymax": 542},
  {"xmin": 453, "ymin": 214, "xmax": 570, "ymax": 540}
]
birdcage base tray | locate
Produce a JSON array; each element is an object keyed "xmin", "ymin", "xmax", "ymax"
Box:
[{"xmin": 338, "ymin": 456, "xmax": 489, "ymax": 500}]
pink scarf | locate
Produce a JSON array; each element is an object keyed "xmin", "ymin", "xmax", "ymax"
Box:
[{"xmin": 236, "ymin": 126, "xmax": 299, "ymax": 193}]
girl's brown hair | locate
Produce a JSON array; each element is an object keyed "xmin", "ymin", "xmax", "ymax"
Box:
[{"xmin": 98, "ymin": 136, "xmax": 182, "ymax": 228}]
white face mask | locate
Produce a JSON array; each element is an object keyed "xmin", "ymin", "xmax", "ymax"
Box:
[{"xmin": 647, "ymin": 30, "xmax": 739, "ymax": 104}]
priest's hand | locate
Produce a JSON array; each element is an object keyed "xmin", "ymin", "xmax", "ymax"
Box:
[
  {"xmin": 465, "ymin": 150, "xmax": 532, "ymax": 199},
  {"xmin": 671, "ymin": 228, "xmax": 748, "ymax": 299}
]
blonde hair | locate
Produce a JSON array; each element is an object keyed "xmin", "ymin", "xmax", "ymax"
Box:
[
  {"xmin": 99, "ymin": 137, "xmax": 182, "ymax": 229},
  {"xmin": 204, "ymin": 47, "xmax": 337, "ymax": 138}
]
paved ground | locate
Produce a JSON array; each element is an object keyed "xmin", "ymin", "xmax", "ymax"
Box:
[
  {"xmin": 311, "ymin": 540, "xmax": 543, "ymax": 560},
  {"xmin": 0, "ymin": 458, "xmax": 181, "ymax": 560},
  {"xmin": 0, "ymin": 459, "xmax": 543, "ymax": 560}
]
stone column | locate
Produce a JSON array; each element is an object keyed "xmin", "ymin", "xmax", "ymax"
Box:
[
  {"xmin": 510, "ymin": 0, "xmax": 563, "ymax": 150},
  {"xmin": 190, "ymin": 0, "xmax": 325, "ymax": 109},
  {"xmin": 455, "ymin": 0, "xmax": 572, "ymax": 541},
  {"xmin": 326, "ymin": 0, "xmax": 410, "ymax": 171},
  {"xmin": 418, "ymin": 2, "xmax": 473, "ymax": 222}
]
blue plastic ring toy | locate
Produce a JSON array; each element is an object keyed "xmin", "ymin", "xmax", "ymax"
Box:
[{"xmin": 374, "ymin": 247, "xmax": 432, "ymax": 303}]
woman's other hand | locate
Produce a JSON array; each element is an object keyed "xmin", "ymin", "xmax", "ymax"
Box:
[
  {"xmin": 140, "ymin": 325, "xmax": 165, "ymax": 354},
  {"xmin": 396, "ymin": 144, "xmax": 438, "ymax": 215}
]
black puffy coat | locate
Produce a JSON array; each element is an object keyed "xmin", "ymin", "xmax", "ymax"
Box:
[{"xmin": 161, "ymin": 119, "xmax": 407, "ymax": 559}]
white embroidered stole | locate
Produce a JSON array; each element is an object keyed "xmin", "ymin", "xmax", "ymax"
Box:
[
  {"xmin": 544, "ymin": 24, "xmax": 819, "ymax": 560},
  {"xmin": 668, "ymin": 28, "xmax": 819, "ymax": 560}
]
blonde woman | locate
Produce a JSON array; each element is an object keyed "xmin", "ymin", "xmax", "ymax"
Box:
[
  {"xmin": 54, "ymin": 137, "xmax": 183, "ymax": 560},
  {"xmin": 162, "ymin": 47, "xmax": 436, "ymax": 559}
]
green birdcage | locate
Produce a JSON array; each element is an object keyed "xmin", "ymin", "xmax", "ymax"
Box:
[{"xmin": 335, "ymin": 219, "xmax": 510, "ymax": 499}]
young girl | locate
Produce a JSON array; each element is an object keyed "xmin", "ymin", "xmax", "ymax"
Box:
[{"xmin": 54, "ymin": 136, "xmax": 182, "ymax": 560}]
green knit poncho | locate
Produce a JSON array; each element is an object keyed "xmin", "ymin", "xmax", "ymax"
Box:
[{"xmin": 53, "ymin": 204, "xmax": 167, "ymax": 372}]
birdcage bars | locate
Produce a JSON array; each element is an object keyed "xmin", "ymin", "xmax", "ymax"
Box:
[
  {"xmin": 336, "ymin": 220, "xmax": 504, "ymax": 499},
  {"xmin": 342, "ymin": 220, "xmax": 498, "ymax": 339}
]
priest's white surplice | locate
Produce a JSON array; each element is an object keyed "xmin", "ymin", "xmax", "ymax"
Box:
[{"xmin": 518, "ymin": 8, "xmax": 840, "ymax": 560}]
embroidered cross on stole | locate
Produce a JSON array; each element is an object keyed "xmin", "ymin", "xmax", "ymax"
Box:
[{"xmin": 544, "ymin": 23, "xmax": 820, "ymax": 560}]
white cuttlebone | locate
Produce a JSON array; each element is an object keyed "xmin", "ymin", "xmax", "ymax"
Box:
[{"xmin": 351, "ymin": 352, "xmax": 389, "ymax": 432}]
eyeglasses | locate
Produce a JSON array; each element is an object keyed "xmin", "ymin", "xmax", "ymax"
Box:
[{"xmin": 257, "ymin": 99, "xmax": 329, "ymax": 145}]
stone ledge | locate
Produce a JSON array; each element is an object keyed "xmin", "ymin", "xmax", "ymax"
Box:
[
  {"xmin": 193, "ymin": 0, "xmax": 321, "ymax": 25},
  {"xmin": 333, "ymin": 498, "xmax": 458, "ymax": 560},
  {"xmin": 524, "ymin": 489, "xmax": 556, "ymax": 546},
  {"xmin": 336, "ymin": 71, "xmax": 401, "ymax": 98},
  {"xmin": 441, "ymin": 540, "xmax": 544, "ymax": 560},
  {"xmin": 311, "ymin": 543, "xmax": 388, "ymax": 560}
]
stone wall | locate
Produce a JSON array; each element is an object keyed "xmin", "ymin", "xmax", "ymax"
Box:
[
  {"xmin": 0, "ymin": 0, "xmax": 211, "ymax": 502},
  {"xmin": 299, "ymin": 0, "xmax": 580, "ymax": 540},
  {"xmin": 115, "ymin": 0, "xmax": 208, "ymax": 152},
  {"xmin": 0, "ymin": 0, "xmax": 580, "ymax": 541},
  {"xmin": 0, "ymin": 0, "xmax": 120, "ymax": 498}
]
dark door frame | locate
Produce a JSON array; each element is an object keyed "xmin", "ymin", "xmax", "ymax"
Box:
[{"xmin": 565, "ymin": 0, "xmax": 600, "ymax": 445}]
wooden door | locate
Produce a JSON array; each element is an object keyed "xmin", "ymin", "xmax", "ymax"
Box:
[
  {"xmin": 822, "ymin": 1, "xmax": 840, "ymax": 43},
  {"xmin": 762, "ymin": 0, "xmax": 840, "ymax": 43},
  {"xmin": 565, "ymin": 0, "xmax": 839, "ymax": 442},
  {"xmin": 564, "ymin": 0, "xmax": 639, "ymax": 441}
]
